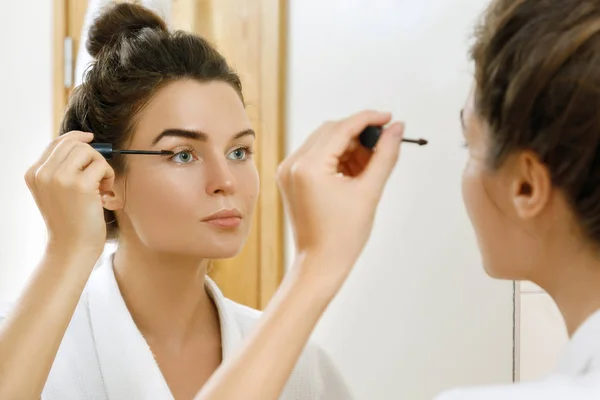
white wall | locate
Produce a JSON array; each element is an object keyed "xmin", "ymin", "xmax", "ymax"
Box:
[
  {"xmin": 285, "ymin": 1, "xmax": 514, "ymax": 399},
  {"xmin": 517, "ymin": 282, "xmax": 568, "ymax": 381},
  {"xmin": 0, "ymin": 1, "xmax": 518, "ymax": 397},
  {"xmin": 0, "ymin": 1, "xmax": 53, "ymax": 304}
]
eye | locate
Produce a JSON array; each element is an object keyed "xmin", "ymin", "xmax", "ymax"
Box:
[
  {"xmin": 227, "ymin": 146, "xmax": 252, "ymax": 161},
  {"xmin": 170, "ymin": 150, "xmax": 197, "ymax": 164}
]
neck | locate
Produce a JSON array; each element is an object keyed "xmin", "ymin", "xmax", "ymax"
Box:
[
  {"xmin": 534, "ymin": 242, "xmax": 600, "ymax": 337},
  {"xmin": 112, "ymin": 238, "xmax": 218, "ymax": 346}
]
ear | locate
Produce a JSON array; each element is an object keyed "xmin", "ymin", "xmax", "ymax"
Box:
[
  {"xmin": 101, "ymin": 176, "xmax": 125, "ymax": 212},
  {"xmin": 510, "ymin": 151, "xmax": 551, "ymax": 219}
]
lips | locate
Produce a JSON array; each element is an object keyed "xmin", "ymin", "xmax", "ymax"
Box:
[{"xmin": 202, "ymin": 209, "xmax": 243, "ymax": 228}]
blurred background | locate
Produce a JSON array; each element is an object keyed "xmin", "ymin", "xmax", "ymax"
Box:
[{"xmin": 0, "ymin": 0, "xmax": 569, "ymax": 398}]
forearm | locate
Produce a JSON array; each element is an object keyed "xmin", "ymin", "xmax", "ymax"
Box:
[
  {"xmin": 0, "ymin": 246, "xmax": 99, "ymax": 399},
  {"xmin": 195, "ymin": 253, "xmax": 346, "ymax": 400}
]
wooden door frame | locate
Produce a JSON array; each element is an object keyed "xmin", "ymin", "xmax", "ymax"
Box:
[
  {"xmin": 52, "ymin": 0, "xmax": 286, "ymax": 309},
  {"xmin": 255, "ymin": 0, "xmax": 287, "ymax": 307},
  {"xmin": 53, "ymin": 0, "xmax": 67, "ymax": 136}
]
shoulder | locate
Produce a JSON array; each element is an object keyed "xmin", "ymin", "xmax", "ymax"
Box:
[{"xmin": 222, "ymin": 298, "xmax": 355, "ymax": 399}]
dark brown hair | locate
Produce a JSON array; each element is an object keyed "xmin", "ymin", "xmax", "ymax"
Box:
[
  {"xmin": 60, "ymin": 2, "xmax": 244, "ymax": 239},
  {"xmin": 472, "ymin": 0, "xmax": 600, "ymax": 242}
]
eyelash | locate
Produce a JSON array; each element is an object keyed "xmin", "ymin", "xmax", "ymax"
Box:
[
  {"xmin": 169, "ymin": 147, "xmax": 197, "ymax": 163},
  {"xmin": 233, "ymin": 146, "xmax": 254, "ymax": 159},
  {"xmin": 168, "ymin": 146, "xmax": 254, "ymax": 163}
]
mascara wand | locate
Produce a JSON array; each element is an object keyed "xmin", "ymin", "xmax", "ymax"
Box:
[
  {"xmin": 91, "ymin": 143, "xmax": 174, "ymax": 160},
  {"xmin": 359, "ymin": 125, "xmax": 428, "ymax": 150}
]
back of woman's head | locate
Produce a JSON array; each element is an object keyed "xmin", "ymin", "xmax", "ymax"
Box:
[
  {"xmin": 60, "ymin": 2, "xmax": 243, "ymax": 239},
  {"xmin": 472, "ymin": 0, "xmax": 600, "ymax": 244}
]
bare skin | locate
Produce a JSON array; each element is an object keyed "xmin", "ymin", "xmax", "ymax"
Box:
[
  {"xmin": 191, "ymin": 85, "xmax": 600, "ymax": 400},
  {"xmin": 0, "ymin": 79, "xmax": 259, "ymax": 399},
  {"xmin": 459, "ymin": 87, "xmax": 600, "ymax": 337},
  {"xmin": 193, "ymin": 111, "xmax": 406, "ymax": 400}
]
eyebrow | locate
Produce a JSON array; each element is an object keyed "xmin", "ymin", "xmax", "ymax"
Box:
[
  {"xmin": 152, "ymin": 128, "xmax": 256, "ymax": 145},
  {"xmin": 460, "ymin": 109, "xmax": 465, "ymax": 130}
]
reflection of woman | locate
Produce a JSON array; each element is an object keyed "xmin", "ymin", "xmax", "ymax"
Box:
[
  {"xmin": 0, "ymin": 3, "xmax": 351, "ymax": 399},
  {"xmin": 192, "ymin": 0, "xmax": 600, "ymax": 399}
]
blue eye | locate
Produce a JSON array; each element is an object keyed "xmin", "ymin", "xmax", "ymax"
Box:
[
  {"xmin": 227, "ymin": 147, "xmax": 252, "ymax": 161},
  {"xmin": 171, "ymin": 150, "xmax": 196, "ymax": 164}
]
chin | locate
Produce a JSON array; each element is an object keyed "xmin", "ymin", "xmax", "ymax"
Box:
[
  {"xmin": 138, "ymin": 223, "xmax": 250, "ymax": 260},
  {"xmin": 481, "ymin": 259, "xmax": 523, "ymax": 281},
  {"xmin": 156, "ymin": 238, "xmax": 244, "ymax": 260},
  {"xmin": 173, "ymin": 234, "xmax": 247, "ymax": 259},
  {"xmin": 197, "ymin": 243, "xmax": 245, "ymax": 259}
]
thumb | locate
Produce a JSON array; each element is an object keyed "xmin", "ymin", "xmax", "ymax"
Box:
[{"xmin": 359, "ymin": 122, "xmax": 404, "ymax": 194}]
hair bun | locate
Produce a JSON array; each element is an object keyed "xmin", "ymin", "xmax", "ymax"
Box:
[{"xmin": 87, "ymin": 2, "xmax": 168, "ymax": 58}]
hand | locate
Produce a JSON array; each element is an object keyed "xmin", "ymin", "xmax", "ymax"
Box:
[
  {"xmin": 276, "ymin": 110, "xmax": 404, "ymax": 281},
  {"xmin": 24, "ymin": 131, "xmax": 115, "ymax": 257}
]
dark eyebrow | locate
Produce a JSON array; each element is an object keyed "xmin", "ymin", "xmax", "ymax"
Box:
[
  {"xmin": 152, "ymin": 128, "xmax": 256, "ymax": 145},
  {"xmin": 234, "ymin": 129, "xmax": 256, "ymax": 140},
  {"xmin": 152, "ymin": 129, "xmax": 206, "ymax": 145},
  {"xmin": 460, "ymin": 109, "xmax": 465, "ymax": 130}
]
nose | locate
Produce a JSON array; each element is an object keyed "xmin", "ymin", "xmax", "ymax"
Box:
[{"xmin": 204, "ymin": 155, "xmax": 238, "ymax": 196}]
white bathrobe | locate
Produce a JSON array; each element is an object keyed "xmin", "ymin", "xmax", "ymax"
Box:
[
  {"xmin": 0, "ymin": 254, "xmax": 353, "ymax": 400},
  {"xmin": 435, "ymin": 308, "xmax": 600, "ymax": 400}
]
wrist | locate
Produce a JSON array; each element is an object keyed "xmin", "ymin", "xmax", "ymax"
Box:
[
  {"xmin": 291, "ymin": 251, "xmax": 351, "ymax": 299},
  {"xmin": 45, "ymin": 240, "xmax": 102, "ymax": 267}
]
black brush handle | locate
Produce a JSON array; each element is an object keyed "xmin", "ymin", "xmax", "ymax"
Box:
[
  {"xmin": 91, "ymin": 143, "xmax": 114, "ymax": 160},
  {"xmin": 358, "ymin": 126, "xmax": 382, "ymax": 150},
  {"xmin": 358, "ymin": 126, "xmax": 428, "ymax": 149}
]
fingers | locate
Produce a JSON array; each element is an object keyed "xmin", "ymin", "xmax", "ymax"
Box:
[
  {"xmin": 359, "ymin": 122, "xmax": 405, "ymax": 195},
  {"xmin": 276, "ymin": 121, "xmax": 336, "ymax": 224},
  {"xmin": 277, "ymin": 121, "xmax": 336, "ymax": 182},
  {"xmin": 320, "ymin": 110, "xmax": 392, "ymax": 158},
  {"xmin": 32, "ymin": 133, "xmax": 94, "ymax": 180},
  {"xmin": 342, "ymin": 146, "xmax": 372, "ymax": 177},
  {"xmin": 25, "ymin": 131, "xmax": 93, "ymax": 189},
  {"xmin": 44, "ymin": 134, "xmax": 95, "ymax": 171},
  {"xmin": 57, "ymin": 143, "xmax": 115, "ymax": 190},
  {"xmin": 60, "ymin": 143, "xmax": 102, "ymax": 174},
  {"xmin": 353, "ymin": 145, "xmax": 373, "ymax": 168},
  {"xmin": 82, "ymin": 157, "xmax": 115, "ymax": 193},
  {"xmin": 33, "ymin": 133, "xmax": 111, "ymax": 195},
  {"xmin": 345, "ymin": 157, "xmax": 363, "ymax": 177},
  {"xmin": 338, "ymin": 151, "xmax": 362, "ymax": 177}
]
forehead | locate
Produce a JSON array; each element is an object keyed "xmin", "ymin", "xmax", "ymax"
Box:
[{"xmin": 131, "ymin": 79, "xmax": 250, "ymax": 144}]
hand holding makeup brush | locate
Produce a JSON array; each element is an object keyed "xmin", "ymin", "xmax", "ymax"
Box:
[
  {"xmin": 24, "ymin": 131, "xmax": 115, "ymax": 257},
  {"xmin": 276, "ymin": 110, "xmax": 404, "ymax": 282},
  {"xmin": 195, "ymin": 111, "xmax": 404, "ymax": 400}
]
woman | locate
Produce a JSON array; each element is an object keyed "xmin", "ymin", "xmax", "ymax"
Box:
[
  {"xmin": 0, "ymin": 3, "xmax": 351, "ymax": 399},
  {"xmin": 189, "ymin": 0, "xmax": 600, "ymax": 398}
]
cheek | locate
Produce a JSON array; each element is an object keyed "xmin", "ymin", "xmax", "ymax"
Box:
[
  {"xmin": 461, "ymin": 159, "xmax": 485, "ymax": 231},
  {"xmin": 124, "ymin": 162, "xmax": 260, "ymax": 220},
  {"xmin": 461, "ymin": 159, "xmax": 500, "ymax": 269},
  {"xmin": 234, "ymin": 163, "xmax": 260, "ymax": 210},
  {"xmin": 124, "ymin": 165, "xmax": 204, "ymax": 225}
]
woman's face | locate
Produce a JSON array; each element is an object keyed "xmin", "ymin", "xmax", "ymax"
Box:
[
  {"xmin": 460, "ymin": 84, "xmax": 545, "ymax": 280},
  {"xmin": 111, "ymin": 79, "xmax": 259, "ymax": 259}
]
